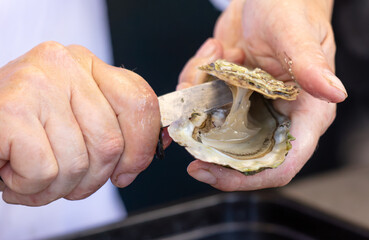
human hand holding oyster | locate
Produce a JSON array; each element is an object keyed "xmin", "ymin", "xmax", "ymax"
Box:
[
  {"xmin": 214, "ymin": 0, "xmax": 347, "ymax": 103},
  {"xmin": 171, "ymin": 59, "xmax": 298, "ymax": 174},
  {"xmin": 173, "ymin": 38, "xmax": 336, "ymax": 191},
  {"xmin": 171, "ymin": 0, "xmax": 342, "ymax": 191}
]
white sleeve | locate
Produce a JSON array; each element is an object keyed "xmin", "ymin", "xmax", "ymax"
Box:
[
  {"xmin": 0, "ymin": 1, "xmax": 126, "ymax": 239},
  {"xmin": 209, "ymin": 0, "xmax": 231, "ymax": 11},
  {"xmin": 0, "ymin": 181, "xmax": 126, "ymax": 240},
  {"xmin": 0, "ymin": 0, "xmax": 113, "ymax": 66}
]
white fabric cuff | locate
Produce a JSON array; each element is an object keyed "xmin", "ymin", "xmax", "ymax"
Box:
[{"xmin": 210, "ymin": 0, "xmax": 231, "ymax": 11}]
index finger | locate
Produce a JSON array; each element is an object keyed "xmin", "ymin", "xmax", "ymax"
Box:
[
  {"xmin": 269, "ymin": 18, "xmax": 347, "ymax": 103},
  {"xmin": 178, "ymin": 38, "xmax": 245, "ymax": 90}
]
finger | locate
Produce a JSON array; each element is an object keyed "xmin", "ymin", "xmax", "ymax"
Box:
[
  {"xmin": 188, "ymin": 92, "xmax": 336, "ymax": 191},
  {"xmin": 61, "ymin": 45, "xmax": 124, "ymax": 199},
  {"xmin": 223, "ymin": 48, "xmax": 245, "ymax": 65},
  {"xmin": 213, "ymin": 0, "xmax": 244, "ymax": 49},
  {"xmin": 187, "ymin": 160, "xmax": 242, "ymax": 191},
  {"xmin": 274, "ymin": 91, "xmax": 336, "ymax": 139},
  {"xmin": 271, "ymin": 22, "xmax": 347, "ymax": 103},
  {"xmin": 321, "ymin": 28, "xmax": 336, "ymax": 72},
  {"xmin": 3, "ymin": 107, "xmax": 89, "ymax": 206},
  {"xmin": 177, "ymin": 38, "xmax": 223, "ymax": 90},
  {"xmin": 177, "ymin": 39, "xmax": 246, "ymax": 91},
  {"xmin": 91, "ymin": 57, "xmax": 161, "ymax": 188},
  {"xmin": 0, "ymin": 114, "xmax": 58, "ymax": 195},
  {"xmin": 186, "ymin": 118, "xmax": 312, "ymax": 191}
]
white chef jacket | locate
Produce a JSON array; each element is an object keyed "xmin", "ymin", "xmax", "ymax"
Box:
[
  {"xmin": 209, "ymin": 0, "xmax": 230, "ymax": 11},
  {"xmin": 0, "ymin": 0, "xmax": 230, "ymax": 239},
  {"xmin": 0, "ymin": 0, "xmax": 126, "ymax": 239}
]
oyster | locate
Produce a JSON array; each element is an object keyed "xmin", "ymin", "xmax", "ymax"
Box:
[{"xmin": 169, "ymin": 60, "xmax": 299, "ymax": 174}]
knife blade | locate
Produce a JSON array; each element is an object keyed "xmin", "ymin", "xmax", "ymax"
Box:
[{"xmin": 158, "ymin": 80, "xmax": 232, "ymax": 127}]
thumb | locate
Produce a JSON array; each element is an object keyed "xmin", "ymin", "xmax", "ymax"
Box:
[
  {"xmin": 67, "ymin": 44, "xmax": 161, "ymax": 188},
  {"xmin": 177, "ymin": 38, "xmax": 224, "ymax": 90},
  {"xmin": 273, "ymin": 27, "xmax": 347, "ymax": 103},
  {"xmin": 91, "ymin": 58, "xmax": 161, "ymax": 187},
  {"xmin": 177, "ymin": 38, "xmax": 245, "ymax": 90}
]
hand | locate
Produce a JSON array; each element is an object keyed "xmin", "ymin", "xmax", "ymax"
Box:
[
  {"xmin": 178, "ymin": 0, "xmax": 342, "ymax": 190},
  {"xmin": 215, "ymin": 0, "xmax": 346, "ymax": 103},
  {"xmin": 0, "ymin": 41, "xmax": 160, "ymax": 205},
  {"xmin": 178, "ymin": 37, "xmax": 335, "ymax": 191}
]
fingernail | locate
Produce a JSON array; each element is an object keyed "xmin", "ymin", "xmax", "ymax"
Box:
[
  {"xmin": 115, "ymin": 173, "xmax": 137, "ymax": 188},
  {"xmin": 193, "ymin": 169, "xmax": 217, "ymax": 185},
  {"xmin": 161, "ymin": 128, "xmax": 172, "ymax": 149},
  {"xmin": 323, "ymin": 70, "xmax": 348, "ymax": 100},
  {"xmin": 196, "ymin": 39, "xmax": 217, "ymax": 57}
]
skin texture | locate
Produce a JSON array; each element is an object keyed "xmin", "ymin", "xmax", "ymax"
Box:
[
  {"xmin": 178, "ymin": 0, "xmax": 341, "ymax": 191},
  {"xmin": 0, "ymin": 42, "xmax": 161, "ymax": 206},
  {"xmin": 0, "ymin": 0, "xmax": 344, "ymax": 205}
]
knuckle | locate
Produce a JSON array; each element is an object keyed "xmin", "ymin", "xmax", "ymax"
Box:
[
  {"xmin": 0, "ymin": 97, "xmax": 27, "ymax": 117},
  {"xmin": 129, "ymin": 155, "xmax": 152, "ymax": 173},
  {"xmin": 0, "ymin": 65, "xmax": 53, "ymax": 111},
  {"xmin": 28, "ymin": 41, "xmax": 73, "ymax": 65},
  {"xmin": 2, "ymin": 62, "xmax": 44, "ymax": 86},
  {"xmin": 34, "ymin": 41, "xmax": 67, "ymax": 55},
  {"xmin": 23, "ymin": 151, "xmax": 59, "ymax": 187},
  {"xmin": 67, "ymin": 152, "xmax": 89, "ymax": 178},
  {"xmin": 10, "ymin": 63, "xmax": 43, "ymax": 80},
  {"xmin": 15, "ymin": 65, "xmax": 50, "ymax": 89},
  {"xmin": 66, "ymin": 44, "xmax": 93, "ymax": 56},
  {"xmin": 95, "ymin": 133, "xmax": 124, "ymax": 164},
  {"xmin": 35, "ymin": 162, "xmax": 59, "ymax": 184},
  {"xmin": 4, "ymin": 150, "xmax": 58, "ymax": 195}
]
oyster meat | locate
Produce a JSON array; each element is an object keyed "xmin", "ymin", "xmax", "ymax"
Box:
[{"xmin": 169, "ymin": 60, "xmax": 299, "ymax": 174}]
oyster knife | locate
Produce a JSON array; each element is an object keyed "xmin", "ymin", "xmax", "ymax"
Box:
[{"xmin": 158, "ymin": 80, "xmax": 232, "ymax": 127}]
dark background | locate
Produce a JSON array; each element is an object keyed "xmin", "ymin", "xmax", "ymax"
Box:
[
  {"xmin": 106, "ymin": 0, "xmax": 369, "ymax": 213},
  {"xmin": 107, "ymin": 0, "xmax": 221, "ymax": 212}
]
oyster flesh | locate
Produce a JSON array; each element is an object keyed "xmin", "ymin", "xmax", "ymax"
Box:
[{"xmin": 169, "ymin": 60, "xmax": 299, "ymax": 174}]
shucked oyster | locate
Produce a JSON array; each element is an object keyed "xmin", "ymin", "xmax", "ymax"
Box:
[{"xmin": 169, "ymin": 60, "xmax": 299, "ymax": 174}]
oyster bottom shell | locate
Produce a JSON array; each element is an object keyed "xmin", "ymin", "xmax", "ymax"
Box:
[{"xmin": 168, "ymin": 60, "xmax": 297, "ymax": 174}]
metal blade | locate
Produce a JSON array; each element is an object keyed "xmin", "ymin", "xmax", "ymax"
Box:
[{"xmin": 158, "ymin": 80, "xmax": 232, "ymax": 127}]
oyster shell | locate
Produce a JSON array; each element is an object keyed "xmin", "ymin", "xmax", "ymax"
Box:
[{"xmin": 169, "ymin": 60, "xmax": 298, "ymax": 174}]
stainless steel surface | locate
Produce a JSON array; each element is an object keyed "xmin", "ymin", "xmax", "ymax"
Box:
[
  {"xmin": 158, "ymin": 80, "xmax": 232, "ymax": 127},
  {"xmin": 53, "ymin": 191, "xmax": 369, "ymax": 240},
  {"xmin": 281, "ymin": 165, "xmax": 369, "ymax": 230}
]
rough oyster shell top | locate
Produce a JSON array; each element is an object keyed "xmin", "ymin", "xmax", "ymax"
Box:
[
  {"xmin": 168, "ymin": 60, "xmax": 298, "ymax": 174},
  {"xmin": 199, "ymin": 60, "xmax": 299, "ymax": 100}
]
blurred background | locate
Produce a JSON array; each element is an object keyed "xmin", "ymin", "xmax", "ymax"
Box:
[
  {"xmin": 106, "ymin": 0, "xmax": 369, "ymax": 213},
  {"xmin": 107, "ymin": 0, "xmax": 220, "ymax": 212}
]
